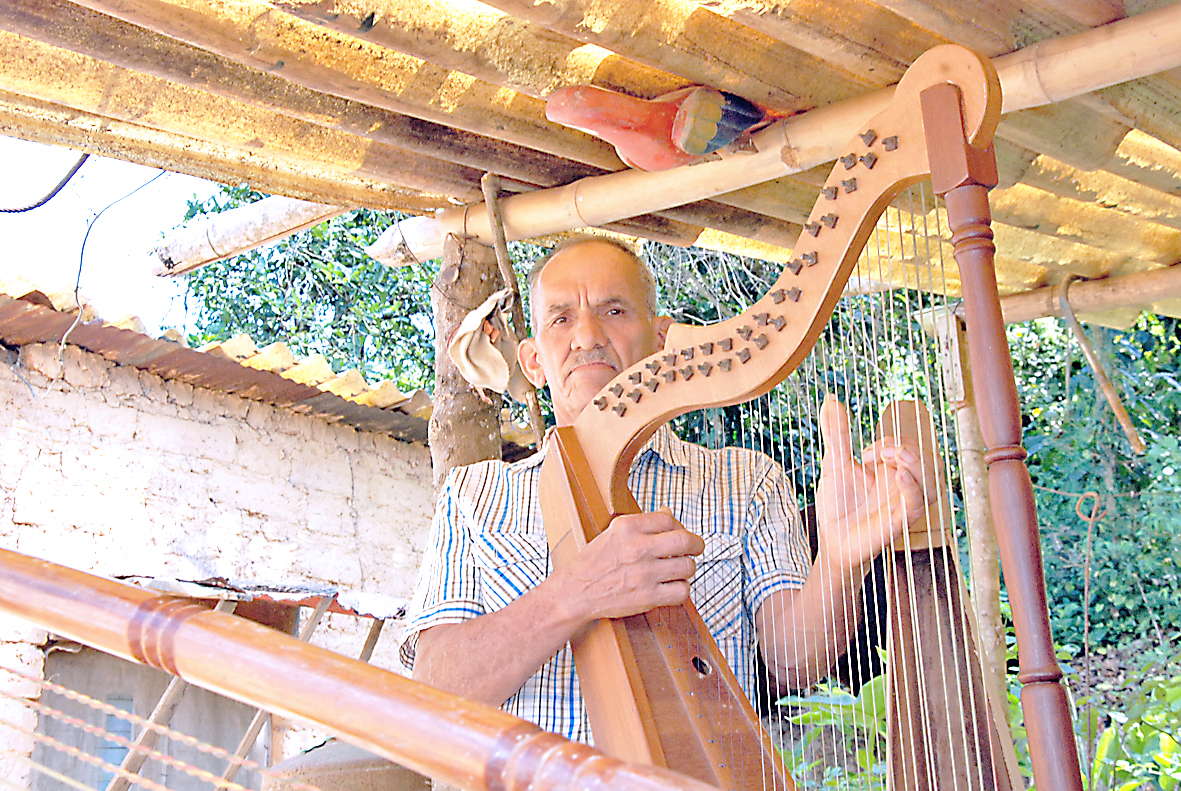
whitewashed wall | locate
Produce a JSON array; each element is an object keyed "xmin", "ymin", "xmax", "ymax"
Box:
[{"xmin": 0, "ymin": 342, "xmax": 436, "ymax": 783}]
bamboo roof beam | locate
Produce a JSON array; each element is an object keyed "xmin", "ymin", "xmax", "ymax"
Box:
[
  {"xmin": 69, "ymin": 0, "xmax": 625, "ymax": 170},
  {"xmin": 474, "ymin": 0, "xmax": 876, "ymax": 113},
  {"xmin": 0, "ymin": 0, "xmax": 603, "ymax": 189},
  {"xmin": 998, "ymin": 263, "xmax": 1181, "ymax": 324}
]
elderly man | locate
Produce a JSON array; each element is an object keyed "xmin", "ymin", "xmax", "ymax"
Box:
[{"xmin": 399, "ymin": 237, "xmax": 933, "ymax": 743}]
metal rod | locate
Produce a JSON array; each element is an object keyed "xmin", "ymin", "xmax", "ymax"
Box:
[{"xmin": 1057, "ymin": 277, "xmax": 1147, "ymax": 454}]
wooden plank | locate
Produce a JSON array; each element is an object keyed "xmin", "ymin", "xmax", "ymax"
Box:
[
  {"xmin": 0, "ymin": 91, "xmax": 443, "ymax": 213},
  {"xmin": 695, "ymin": 0, "xmax": 946, "ymax": 84},
  {"xmin": 275, "ymin": 0, "xmax": 685, "ymax": 100},
  {"xmin": 478, "ymin": 0, "xmax": 875, "ymax": 113},
  {"xmin": 0, "ymin": 0, "xmax": 604, "ymax": 188},
  {"xmin": 71, "ymin": 0, "xmax": 623, "ymax": 169}
]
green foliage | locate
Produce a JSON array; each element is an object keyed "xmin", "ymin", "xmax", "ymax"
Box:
[
  {"xmin": 780, "ymin": 675, "xmax": 890, "ymax": 790},
  {"xmin": 1010, "ymin": 315, "xmax": 1181, "ymax": 648},
  {"xmin": 180, "ymin": 186, "xmax": 439, "ymax": 392}
]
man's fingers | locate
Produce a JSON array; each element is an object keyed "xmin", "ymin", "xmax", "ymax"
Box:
[
  {"xmin": 646, "ymin": 526, "xmax": 705, "ymax": 559},
  {"xmin": 819, "ymin": 396, "xmax": 855, "ymax": 472}
]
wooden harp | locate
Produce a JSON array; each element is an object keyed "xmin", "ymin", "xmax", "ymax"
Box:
[{"xmin": 538, "ymin": 45, "xmax": 1084, "ymax": 791}]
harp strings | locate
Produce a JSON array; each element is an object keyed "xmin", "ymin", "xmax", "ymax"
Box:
[{"xmin": 685, "ymin": 183, "xmax": 1004, "ymax": 790}]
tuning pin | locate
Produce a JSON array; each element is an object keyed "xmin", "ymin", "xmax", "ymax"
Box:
[
  {"xmin": 700, "ymin": 341, "xmax": 714, "ymax": 355},
  {"xmin": 859, "ymin": 129, "xmax": 878, "ymax": 146},
  {"xmin": 736, "ymin": 348, "xmax": 751, "ymax": 363},
  {"xmin": 718, "ymin": 338, "xmax": 734, "ymax": 352},
  {"xmin": 593, "ymin": 397, "xmax": 608, "ymax": 410},
  {"xmin": 753, "ymin": 334, "xmax": 769, "ymax": 350},
  {"xmin": 662, "ymin": 370, "xmax": 677, "ymax": 383},
  {"xmin": 842, "ymin": 178, "xmax": 858, "ymax": 194},
  {"xmin": 860, "ymin": 152, "xmax": 878, "ymax": 169},
  {"xmin": 645, "ymin": 379, "xmax": 660, "ymax": 392},
  {"xmin": 840, "ymin": 153, "xmax": 858, "ymax": 169},
  {"xmin": 628, "ymin": 371, "xmax": 643, "ymax": 384},
  {"xmin": 609, "ymin": 384, "xmax": 623, "ymax": 398},
  {"xmin": 612, "ymin": 402, "xmax": 627, "ymax": 416},
  {"xmin": 822, "ymin": 186, "xmax": 839, "ymax": 200},
  {"xmin": 627, "ymin": 389, "xmax": 643, "ymax": 402},
  {"xmin": 883, "ymin": 136, "xmax": 899, "ymax": 151},
  {"xmin": 718, "ymin": 359, "xmax": 733, "ymax": 372},
  {"xmin": 646, "ymin": 360, "xmax": 662, "ymax": 374},
  {"xmin": 821, "ymin": 214, "xmax": 838, "ymax": 229},
  {"xmin": 805, "ymin": 222, "xmax": 821, "ymax": 236},
  {"xmin": 802, "ymin": 252, "xmax": 818, "ymax": 266},
  {"xmin": 697, "ymin": 361, "xmax": 713, "ymax": 376}
]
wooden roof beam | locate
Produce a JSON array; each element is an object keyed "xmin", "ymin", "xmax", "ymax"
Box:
[
  {"xmin": 69, "ymin": 0, "xmax": 625, "ymax": 170},
  {"xmin": 275, "ymin": 0, "xmax": 686, "ymax": 100},
  {"xmin": 692, "ymin": 0, "xmax": 948, "ymax": 84},
  {"xmin": 998, "ymin": 262, "xmax": 1181, "ymax": 324},
  {"xmin": 0, "ymin": 0, "xmax": 606, "ymax": 189},
  {"xmin": 0, "ymin": 30, "xmax": 501, "ymax": 202},
  {"xmin": 385, "ymin": 5, "xmax": 1181, "ymax": 261},
  {"xmin": 0, "ymin": 92, "xmax": 441, "ymax": 211},
  {"xmin": 474, "ymin": 0, "xmax": 875, "ymax": 113}
]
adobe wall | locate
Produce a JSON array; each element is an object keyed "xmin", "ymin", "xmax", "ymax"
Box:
[{"xmin": 0, "ymin": 342, "xmax": 435, "ymax": 782}]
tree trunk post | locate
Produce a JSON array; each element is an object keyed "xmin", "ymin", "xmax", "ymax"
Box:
[{"xmin": 429, "ymin": 235, "xmax": 503, "ymax": 497}]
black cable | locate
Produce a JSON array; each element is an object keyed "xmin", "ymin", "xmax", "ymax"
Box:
[
  {"xmin": 1, "ymin": 152, "xmax": 90, "ymax": 213},
  {"xmin": 59, "ymin": 170, "xmax": 166, "ymax": 357}
]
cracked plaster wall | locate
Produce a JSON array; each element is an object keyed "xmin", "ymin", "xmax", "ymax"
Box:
[{"xmin": 0, "ymin": 342, "xmax": 435, "ymax": 781}]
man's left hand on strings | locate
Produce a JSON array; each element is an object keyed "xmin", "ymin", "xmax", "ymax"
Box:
[{"xmin": 814, "ymin": 396, "xmax": 941, "ymax": 575}]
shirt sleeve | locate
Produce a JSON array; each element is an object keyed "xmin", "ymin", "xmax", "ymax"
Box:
[
  {"xmin": 397, "ymin": 466, "xmax": 486, "ymax": 671},
  {"xmin": 742, "ymin": 457, "xmax": 811, "ymax": 618}
]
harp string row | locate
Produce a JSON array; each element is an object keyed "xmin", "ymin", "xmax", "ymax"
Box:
[{"xmin": 683, "ymin": 184, "xmax": 1006, "ymax": 790}]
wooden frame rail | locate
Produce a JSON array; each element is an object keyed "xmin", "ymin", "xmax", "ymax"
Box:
[{"xmin": 0, "ymin": 547, "xmax": 717, "ymax": 791}]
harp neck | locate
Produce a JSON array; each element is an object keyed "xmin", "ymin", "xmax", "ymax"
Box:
[{"xmin": 566, "ymin": 45, "xmax": 1001, "ymax": 516}]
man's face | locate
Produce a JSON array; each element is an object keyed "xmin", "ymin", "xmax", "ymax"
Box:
[{"xmin": 518, "ymin": 242, "xmax": 669, "ymax": 426}]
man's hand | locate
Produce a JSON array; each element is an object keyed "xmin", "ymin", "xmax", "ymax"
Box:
[
  {"xmin": 553, "ymin": 507, "xmax": 705, "ymax": 622},
  {"xmin": 415, "ymin": 507, "xmax": 702, "ymax": 707},
  {"xmin": 815, "ymin": 397, "xmax": 939, "ymax": 575}
]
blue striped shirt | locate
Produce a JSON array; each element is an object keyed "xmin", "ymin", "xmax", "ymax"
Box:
[{"xmin": 399, "ymin": 425, "xmax": 811, "ymax": 743}]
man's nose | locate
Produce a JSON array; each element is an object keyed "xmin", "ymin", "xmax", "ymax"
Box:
[{"xmin": 570, "ymin": 312, "xmax": 607, "ymax": 349}]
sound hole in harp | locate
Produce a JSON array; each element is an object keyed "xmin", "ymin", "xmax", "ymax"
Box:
[{"xmin": 652, "ymin": 182, "xmax": 1018, "ymax": 791}]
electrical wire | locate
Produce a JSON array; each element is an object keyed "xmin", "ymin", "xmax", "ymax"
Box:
[
  {"xmin": 59, "ymin": 170, "xmax": 167, "ymax": 359},
  {"xmin": 1, "ymin": 152, "xmax": 89, "ymax": 213}
]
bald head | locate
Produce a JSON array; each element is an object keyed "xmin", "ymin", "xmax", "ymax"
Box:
[{"xmin": 527, "ymin": 237, "xmax": 658, "ymax": 332}]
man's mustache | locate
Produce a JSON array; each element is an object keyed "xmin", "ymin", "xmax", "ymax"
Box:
[{"xmin": 566, "ymin": 349, "xmax": 616, "ymax": 371}]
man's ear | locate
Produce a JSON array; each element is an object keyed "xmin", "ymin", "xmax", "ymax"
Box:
[
  {"xmin": 517, "ymin": 337, "xmax": 547, "ymax": 388},
  {"xmin": 654, "ymin": 315, "xmax": 674, "ymax": 349}
]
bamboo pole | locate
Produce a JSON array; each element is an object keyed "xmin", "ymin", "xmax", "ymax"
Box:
[
  {"xmin": 0, "ymin": 547, "xmax": 715, "ymax": 791},
  {"xmin": 372, "ymin": 3, "xmax": 1181, "ymax": 263},
  {"xmin": 153, "ymin": 196, "xmax": 346, "ymax": 277},
  {"xmin": 997, "ymin": 263, "xmax": 1181, "ymax": 323}
]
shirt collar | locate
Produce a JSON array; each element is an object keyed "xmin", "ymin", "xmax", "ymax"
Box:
[{"xmin": 526, "ymin": 423, "xmax": 691, "ymax": 470}]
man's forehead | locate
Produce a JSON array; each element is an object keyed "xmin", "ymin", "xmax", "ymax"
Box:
[{"xmin": 536, "ymin": 242, "xmax": 647, "ymax": 302}]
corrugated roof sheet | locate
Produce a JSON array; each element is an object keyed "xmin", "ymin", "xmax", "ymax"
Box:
[{"xmin": 0, "ymin": 289, "xmax": 432, "ymax": 442}]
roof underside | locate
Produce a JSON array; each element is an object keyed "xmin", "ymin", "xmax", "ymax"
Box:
[{"xmin": 4, "ymin": 0, "xmax": 1181, "ymax": 324}]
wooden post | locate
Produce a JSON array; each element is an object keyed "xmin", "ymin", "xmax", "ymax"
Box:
[
  {"xmin": 918, "ymin": 308, "xmax": 1007, "ymax": 707},
  {"xmin": 429, "ymin": 235, "xmax": 503, "ymax": 495}
]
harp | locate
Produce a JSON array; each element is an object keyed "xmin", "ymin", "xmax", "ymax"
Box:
[{"xmin": 537, "ymin": 45, "xmax": 1084, "ymax": 791}]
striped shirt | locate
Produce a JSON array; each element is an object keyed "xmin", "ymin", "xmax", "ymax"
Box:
[{"xmin": 399, "ymin": 425, "xmax": 811, "ymax": 744}]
